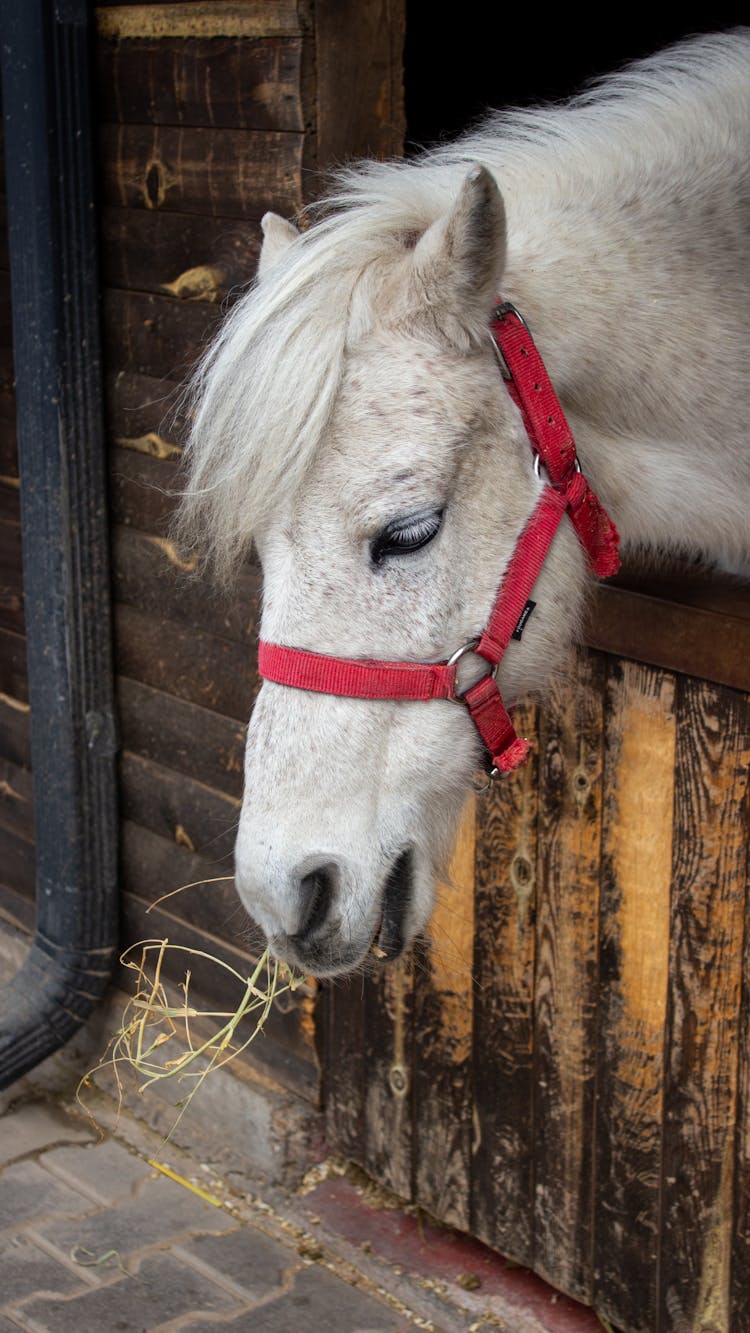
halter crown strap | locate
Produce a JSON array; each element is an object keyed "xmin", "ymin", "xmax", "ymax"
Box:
[
  {"xmin": 491, "ymin": 303, "xmax": 620, "ymax": 579},
  {"xmin": 258, "ymin": 299, "xmax": 620, "ymax": 781}
]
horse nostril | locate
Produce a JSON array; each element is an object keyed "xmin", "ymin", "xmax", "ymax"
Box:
[{"xmin": 293, "ymin": 864, "xmax": 335, "ymax": 942}]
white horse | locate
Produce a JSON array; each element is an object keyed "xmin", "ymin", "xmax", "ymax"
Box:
[{"xmin": 178, "ymin": 31, "xmax": 750, "ymax": 976}]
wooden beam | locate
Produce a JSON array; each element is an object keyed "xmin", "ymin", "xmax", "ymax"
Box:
[
  {"xmin": 585, "ymin": 584, "xmax": 750, "ymax": 694},
  {"xmin": 100, "ymin": 208, "xmax": 260, "ymax": 303},
  {"xmin": 117, "ymin": 675, "xmax": 246, "ymax": 798},
  {"xmin": 95, "ymin": 3, "xmax": 311, "ymax": 42},
  {"xmin": 413, "ymin": 797, "xmax": 476, "ymax": 1229},
  {"xmin": 471, "ymin": 696, "xmax": 538, "ymax": 1265},
  {"xmin": 593, "ymin": 660, "xmax": 676, "ymax": 1329},
  {"xmin": 659, "ymin": 679, "xmax": 749, "ymax": 1331},
  {"xmin": 99, "ymin": 124, "xmax": 304, "ymax": 219},
  {"xmin": 532, "ymin": 651, "xmax": 605, "ymax": 1300},
  {"xmin": 314, "ymin": 0, "xmax": 405, "ymax": 172},
  {"xmin": 97, "ymin": 35, "xmax": 311, "ymax": 132}
]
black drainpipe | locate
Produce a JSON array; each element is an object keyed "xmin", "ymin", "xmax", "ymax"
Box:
[{"xmin": 0, "ymin": 0, "xmax": 118, "ymax": 1088}]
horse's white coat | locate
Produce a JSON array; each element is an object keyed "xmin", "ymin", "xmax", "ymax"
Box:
[{"xmin": 179, "ymin": 32, "xmax": 750, "ymax": 975}]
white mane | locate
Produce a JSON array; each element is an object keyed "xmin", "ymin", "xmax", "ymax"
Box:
[{"xmin": 176, "ymin": 30, "xmax": 749, "ymax": 580}]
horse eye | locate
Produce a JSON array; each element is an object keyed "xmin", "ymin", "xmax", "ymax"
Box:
[{"xmin": 371, "ymin": 508, "xmax": 444, "ymax": 566}]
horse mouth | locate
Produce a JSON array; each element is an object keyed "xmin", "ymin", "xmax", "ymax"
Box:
[{"xmin": 371, "ymin": 848, "xmax": 413, "ymax": 962}]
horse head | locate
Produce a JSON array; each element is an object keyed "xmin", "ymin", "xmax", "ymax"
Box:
[{"xmin": 179, "ymin": 166, "xmax": 594, "ymax": 975}]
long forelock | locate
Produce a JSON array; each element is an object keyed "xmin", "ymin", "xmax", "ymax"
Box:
[
  {"xmin": 175, "ymin": 28, "xmax": 748, "ymax": 582},
  {"xmin": 174, "ymin": 189, "xmax": 450, "ymax": 581}
]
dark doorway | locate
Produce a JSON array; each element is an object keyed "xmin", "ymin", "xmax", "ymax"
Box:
[{"xmin": 404, "ymin": 11, "xmax": 747, "ymax": 149}]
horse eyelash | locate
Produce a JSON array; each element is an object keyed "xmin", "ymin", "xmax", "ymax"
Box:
[{"xmin": 370, "ymin": 508, "xmax": 444, "ymax": 566}]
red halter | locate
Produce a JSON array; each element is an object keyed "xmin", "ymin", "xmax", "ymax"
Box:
[{"xmin": 258, "ymin": 302, "xmax": 620, "ymax": 782}]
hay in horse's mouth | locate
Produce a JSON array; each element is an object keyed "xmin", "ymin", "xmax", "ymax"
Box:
[
  {"xmin": 372, "ymin": 847, "xmax": 413, "ymax": 962},
  {"xmin": 76, "ymin": 937, "xmax": 302, "ymax": 1144}
]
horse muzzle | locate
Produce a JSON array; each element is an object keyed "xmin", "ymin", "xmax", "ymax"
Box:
[{"xmin": 236, "ymin": 844, "xmax": 416, "ymax": 976}]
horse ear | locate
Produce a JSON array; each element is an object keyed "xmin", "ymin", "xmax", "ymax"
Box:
[
  {"xmin": 413, "ymin": 166, "xmax": 506, "ymax": 327},
  {"xmin": 258, "ymin": 213, "xmax": 300, "ymax": 277}
]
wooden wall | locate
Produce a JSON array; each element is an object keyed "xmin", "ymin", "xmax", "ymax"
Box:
[
  {"xmin": 325, "ymin": 634, "xmax": 750, "ymax": 1333},
  {"xmin": 92, "ymin": 0, "xmax": 405, "ymax": 1101}
]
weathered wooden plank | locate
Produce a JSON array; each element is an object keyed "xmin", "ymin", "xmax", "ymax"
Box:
[
  {"xmin": 119, "ymin": 749, "xmax": 239, "ymax": 866},
  {"xmin": 0, "ymin": 487, "xmax": 21, "ymax": 527},
  {"xmin": 0, "ymin": 589, "xmax": 22, "ymax": 641},
  {"xmin": 0, "ymin": 349, "xmax": 14, "ymax": 395},
  {"xmin": 0, "ymin": 419, "xmax": 17, "ymax": 487},
  {"xmin": 0, "ymin": 271, "xmax": 11, "ymax": 347},
  {"xmin": 658, "ymin": 679, "xmax": 749, "ymax": 1333},
  {"xmin": 586, "ymin": 584, "xmax": 750, "ymax": 695},
  {"xmin": 97, "ymin": 37, "xmax": 311, "ymax": 132},
  {"xmin": 106, "ymin": 369, "xmax": 185, "ymax": 446},
  {"xmin": 99, "ymin": 124, "xmax": 303, "ymax": 219},
  {"xmin": 121, "ymin": 816, "xmax": 240, "ymax": 940},
  {"xmin": 532, "ymin": 650, "xmax": 605, "ymax": 1301},
  {"xmin": 109, "ymin": 448, "xmax": 180, "ymax": 535},
  {"xmin": 0, "ymin": 386, "xmax": 15, "ymax": 425},
  {"xmin": 0, "ymin": 753, "xmax": 33, "ymax": 843},
  {"xmin": 120, "ymin": 887, "xmax": 319, "ymax": 1103},
  {"xmin": 0, "ymin": 823, "xmax": 34, "ymax": 902},
  {"xmin": 363, "ymin": 955, "xmax": 413, "ymax": 1199},
  {"xmin": 103, "ymin": 288, "xmax": 221, "ymax": 382},
  {"xmin": 113, "ymin": 523, "xmax": 260, "ymax": 646},
  {"xmin": 470, "ymin": 696, "xmax": 537, "ymax": 1265},
  {"xmin": 95, "ymin": 3, "xmax": 311, "ymax": 41},
  {"xmin": 314, "ymin": 0, "xmax": 405, "ymax": 166},
  {"xmin": 0, "ymin": 483, "xmax": 19, "ymax": 524},
  {"xmin": 324, "ymin": 974, "xmax": 366, "ymax": 1162},
  {"xmin": 115, "ymin": 601, "xmax": 258, "ymax": 720},
  {"xmin": 0, "ymin": 692, "xmax": 30, "ymax": 769},
  {"xmin": 593, "ymin": 660, "xmax": 676, "ymax": 1332},
  {"xmin": 732, "ymin": 830, "xmax": 750, "ymax": 1330},
  {"xmin": 0, "ymin": 626, "xmax": 28, "ymax": 703},
  {"xmin": 0, "ymin": 880, "xmax": 34, "ymax": 934},
  {"xmin": 116, "ymin": 675, "xmax": 246, "ymax": 798},
  {"xmin": 413, "ymin": 798, "xmax": 475, "ymax": 1229},
  {"xmin": 0, "ymin": 513, "xmax": 23, "ymax": 636},
  {"xmin": 100, "ymin": 207, "xmax": 259, "ymax": 303}
]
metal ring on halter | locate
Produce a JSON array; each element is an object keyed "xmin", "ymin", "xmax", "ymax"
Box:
[
  {"xmin": 533, "ymin": 452, "xmax": 582, "ymax": 481},
  {"xmin": 489, "ymin": 331, "xmax": 512, "ymax": 382},
  {"xmin": 472, "ymin": 766, "xmax": 500, "ymax": 794},
  {"xmin": 446, "ymin": 638, "xmax": 496, "ymax": 704}
]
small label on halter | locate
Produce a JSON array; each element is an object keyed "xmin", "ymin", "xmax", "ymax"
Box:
[{"xmin": 512, "ymin": 599, "xmax": 536, "ymax": 641}]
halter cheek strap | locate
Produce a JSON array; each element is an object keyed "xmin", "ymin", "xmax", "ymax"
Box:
[{"xmin": 257, "ymin": 302, "xmax": 620, "ymax": 782}]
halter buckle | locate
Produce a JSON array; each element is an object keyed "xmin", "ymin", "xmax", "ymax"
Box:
[{"xmin": 490, "ymin": 301, "xmax": 532, "ymax": 381}]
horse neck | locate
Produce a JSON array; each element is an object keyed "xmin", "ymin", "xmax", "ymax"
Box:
[{"xmin": 496, "ymin": 177, "xmax": 750, "ymax": 571}]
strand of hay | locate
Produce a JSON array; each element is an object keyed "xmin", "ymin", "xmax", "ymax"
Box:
[{"xmin": 77, "ymin": 880, "xmax": 301, "ymax": 1141}]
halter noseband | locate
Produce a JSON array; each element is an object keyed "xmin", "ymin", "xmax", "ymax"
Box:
[{"xmin": 257, "ymin": 302, "xmax": 620, "ymax": 785}]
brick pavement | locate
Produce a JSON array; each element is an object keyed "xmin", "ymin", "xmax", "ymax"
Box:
[
  {"xmin": 0, "ymin": 1100, "xmax": 420, "ymax": 1332},
  {"xmin": 0, "ymin": 1097, "xmax": 611, "ymax": 1333}
]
